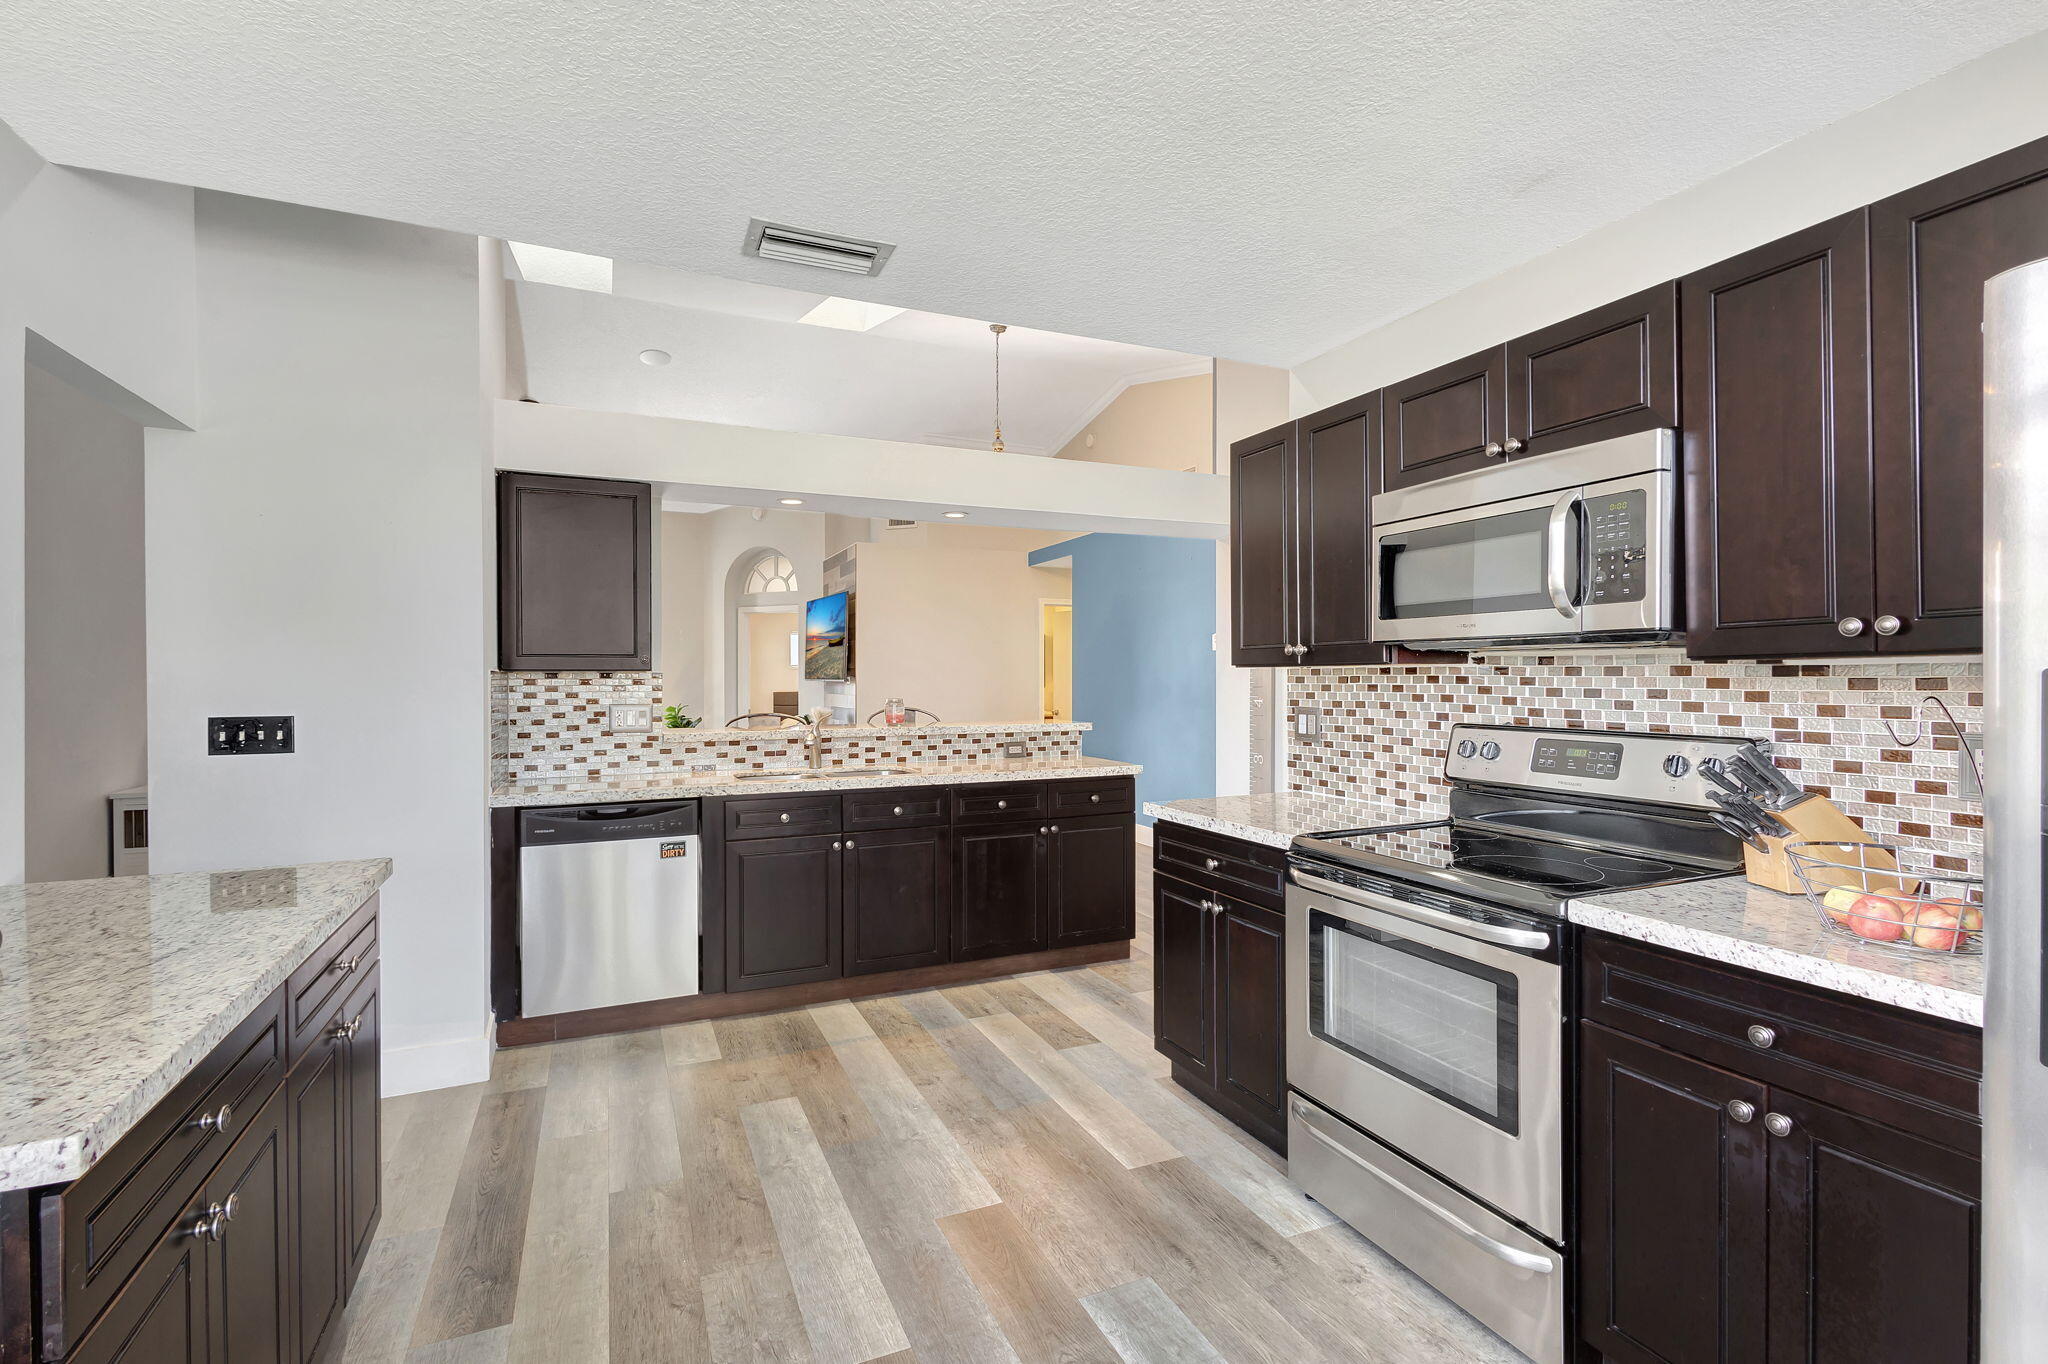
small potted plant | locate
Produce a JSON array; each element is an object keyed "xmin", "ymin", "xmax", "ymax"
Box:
[{"xmin": 663, "ymin": 705, "xmax": 701, "ymax": 729}]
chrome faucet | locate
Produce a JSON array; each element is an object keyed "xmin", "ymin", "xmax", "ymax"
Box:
[{"xmin": 723, "ymin": 712, "xmax": 826, "ymax": 769}]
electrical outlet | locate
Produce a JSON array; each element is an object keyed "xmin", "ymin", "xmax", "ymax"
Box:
[
  {"xmin": 1004, "ymin": 741, "xmax": 1028, "ymax": 758},
  {"xmin": 209, "ymin": 716, "xmax": 295, "ymax": 755},
  {"xmin": 1293, "ymin": 706, "xmax": 1322, "ymax": 740},
  {"xmin": 1958, "ymin": 734, "xmax": 1984, "ymax": 799},
  {"xmin": 608, "ymin": 703, "xmax": 653, "ymax": 732}
]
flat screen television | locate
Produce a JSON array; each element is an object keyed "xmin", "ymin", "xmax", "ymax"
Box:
[{"xmin": 803, "ymin": 590, "xmax": 853, "ymax": 680}]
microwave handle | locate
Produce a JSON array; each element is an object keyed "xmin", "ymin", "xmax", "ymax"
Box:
[{"xmin": 1545, "ymin": 491, "xmax": 1583, "ymax": 617}]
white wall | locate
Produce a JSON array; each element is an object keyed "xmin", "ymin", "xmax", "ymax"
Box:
[
  {"xmin": 147, "ymin": 193, "xmax": 491, "ymax": 1096},
  {"xmin": 0, "ymin": 118, "xmax": 198, "ymax": 883},
  {"xmin": 851, "ymin": 541, "xmax": 1067, "ymax": 724},
  {"xmin": 24, "ymin": 362, "xmax": 147, "ymax": 880},
  {"xmin": 1293, "ymin": 31, "xmax": 2048, "ymax": 408}
]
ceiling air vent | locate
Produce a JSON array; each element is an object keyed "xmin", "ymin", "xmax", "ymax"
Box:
[
  {"xmin": 885, "ymin": 518, "xmax": 918, "ymax": 530},
  {"xmin": 743, "ymin": 219, "xmax": 896, "ymax": 276}
]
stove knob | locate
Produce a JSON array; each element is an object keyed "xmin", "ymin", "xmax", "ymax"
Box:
[
  {"xmin": 1663, "ymin": 754, "xmax": 1691, "ymax": 778},
  {"xmin": 1478, "ymin": 741, "xmax": 1501, "ymax": 761},
  {"xmin": 1456, "ymin": 739, "xmax": 1477, "ymax": 759}
]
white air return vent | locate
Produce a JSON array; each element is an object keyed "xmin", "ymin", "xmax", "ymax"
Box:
[
  {"xmin": 743, "ymin": 219, "xmax": 896, "ymax": 276},
  {"xmin": 885, "ymin": 518, "xmax": 917, "ymax": 530}
]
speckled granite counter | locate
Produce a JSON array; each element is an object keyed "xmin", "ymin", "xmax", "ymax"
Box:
[
  {"xmin": 1144, "ymin": 791, "xmax": 1441, "ymax": 849},
  {"xmin": 0, "ymin": 859, "xmax": 392, "ymax": 1191},
  {"xmin": 492, "ymin": 755, "xmax": 1141, "ymax": 808},
  {"xmin": 1568, "ymin": 876, "xmax": 1984, "ymax": 1025}
]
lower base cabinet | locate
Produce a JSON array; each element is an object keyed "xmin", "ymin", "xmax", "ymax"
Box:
[
  {"xmin": 292, "ymin": 963, "xmax": 382, "ymax": 1363},
  {"xmin": 953, "ymin": 822, "xmax": 1045, "ymax": 961},
  {"xmin": 725, "ymin": 835, "xmax": 845, "ymax": 989},
  {"xmin": 1151, "ymin": 824, "xmax": 1290, "ymax": 1154},
  {"xmin": 844, "ymin": 825, "xmax": 950, "ymax": 974},
  {"xmin": 1577, "ymin": 933, "xmax": 1980, "ymax": 1364}
]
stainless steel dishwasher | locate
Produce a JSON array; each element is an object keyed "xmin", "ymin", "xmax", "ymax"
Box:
[{"xmin": 518, "ymin": 801, "xmax": 701, "ymax": 1016}]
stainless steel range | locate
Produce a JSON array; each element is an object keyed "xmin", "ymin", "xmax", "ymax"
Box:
[{"xmin": 1285, "ymin": 724, "xmax": 1752, "ymax": 1364}]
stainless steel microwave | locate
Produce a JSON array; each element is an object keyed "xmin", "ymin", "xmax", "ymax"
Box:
[{"xmin": 1370, "ymin": 429, "xmax": 1677, "ymax": 649}]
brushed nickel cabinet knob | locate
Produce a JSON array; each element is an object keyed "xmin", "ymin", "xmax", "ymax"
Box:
[
  {"xmin": 1726, "ymin": 1099, "xmax": 1755, "ymax": 1123},
  {"xmin": 1503, "ymin": 437, "xmax": 1527, "ymax": 454},
  {"xmin": 1745, "ymin": 1024, "xmax": 1777, "ymax": 1049},
  {"xmin": 1764, "ymin": 1112, "xmax": 1794, "ymax": 1137},
  {"xmin": 1484, "ymin": 441, "xmax": 1506, "ymax": 458},
  {"xmin": 1874, "ymin": 614, "xmax": 1903, "ymax": 636},
  {"xmin": 1836, "ymin": 616, "xmax": 1865, "ymax": 637}
]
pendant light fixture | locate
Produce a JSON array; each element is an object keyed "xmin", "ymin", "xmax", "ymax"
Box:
[{"xmin": 988, "ymin": 323, "xmax": 1007, "ymax": 453}]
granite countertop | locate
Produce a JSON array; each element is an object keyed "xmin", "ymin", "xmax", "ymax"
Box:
[
  {"xmin": 630, "ymin": 720, "xmax": 1092, "ymax": 742},
  {"xmin": 1144, "ymin": 791, "xmax": 1443, "ymax": 849},
  {"xmin": 1568, "ymin": 876, "xmax": 1984, "ymax": 1025},
  {"xmin": 492, "ymin": 755, "xmax": 1142, "ymax": 808},
  {"xmin": 0, "ymin": 859, "xmax": 393, "ymax": 1191}
]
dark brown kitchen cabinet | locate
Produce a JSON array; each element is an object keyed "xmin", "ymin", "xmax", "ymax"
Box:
[
  {"xmin": 1152, "ymin": 826, "xmax": 1290, "ymax": 1153},
  {"xmin": 1870, "ymin": 133, "xmax": 2048, "ymax": 653},
  {"xmin": 952, "ymin": 822, "xmax": 1048, "ymax": 962},
  {"xmin": 338, "ymin": 971, "xmax": 382, "ymax": 1293},
  {"xmin": 1229, "ymin": 421, "xmax": 1298, "ymax": 666},
  {"xmin": 1577, "ymin": 933, "xmax": 1982, "ymax": 1364},
  {"xmin": 1506, "ymin": 282, "xmax": 1679, "ymax": 460},
  {"xmin": 66, "ymin": 1194, "xmax": 211, "ymax": 1364},
  {"xmin": 1381, "ymin": 346, "xmax": 1510, "ymax": 491},
  {"xmin": 1048, "ymin": 814, "xmax": 1136, "ymax": 947},
  {"xmin": 1578, "ymin": 1021, "xmax": 1770, "ymax": 1364},
  {"xmin": 724, "ymin": 835, "xmax": 844, "ymax": 989},
  {"xmin": 496, "ymin": 470, "xmax": 653, "ymax": 671},
  {"xmin": 290, "ymin": 967, "xmax": 382, "ymax": 1364},
  {"xmin": 1682, "ymin": 213, "xmax": 1875, "ymax": 659},
  {"xmin": 843, "ymin": 825, "xmax": 950, "ymax": 974},
  {"xmin": 204, "ymin": 1084, "xmax": 291, "ymax": 1364}
]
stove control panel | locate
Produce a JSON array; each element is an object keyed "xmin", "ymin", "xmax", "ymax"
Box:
[{"xmin": 1445, "ymin": 725, "xmax": 1759, "ymax": 809}]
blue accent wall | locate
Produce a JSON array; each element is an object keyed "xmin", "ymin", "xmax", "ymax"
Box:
[{"xmin": 1029, "ymin": 534, "xmax": 1215, "ymax": 825}]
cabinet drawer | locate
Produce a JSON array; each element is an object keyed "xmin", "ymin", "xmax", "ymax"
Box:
[
  {"xmin": 38, "ymin": 986, "xmax": 286, "ymax": 1359},
  {"xmin": 1581, "ymin": 932, "xmax": 1981, "ymax": 1149},
  {"xmin": 286, "ymin": 895, "xmax": 380, "ymax": 1067},
  {"xmin": 1155, "ymin": 825, "xmax": 1287, "ymax": 910},
  {"xmin": 1049, "ymin": 778, "xmax": 1133, "ymax": 818},
  {"xmin": 951, "ymin": 783, "xmax": 1047, "ymax": 826},
  {"xmin": 722, "ymin": 792, "xmax": 841, "ymax": 840},
  {"xmin": 842, "ymin": 785, "xmax": 946, "ymax": 831}
]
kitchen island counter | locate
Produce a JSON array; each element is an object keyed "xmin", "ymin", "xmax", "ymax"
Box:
[
  {"xmin": 492, "ymin": 754, "xmax": 1142, "ymax": 808},
  {"xmin": 1145, "ymin": 790, "xmax": 1440, "ymax": 850}
]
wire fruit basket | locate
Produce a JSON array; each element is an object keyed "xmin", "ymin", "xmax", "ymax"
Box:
[{"xmin": 1785, "ymin": 841, "xmax": 1983, "ymax": 955}]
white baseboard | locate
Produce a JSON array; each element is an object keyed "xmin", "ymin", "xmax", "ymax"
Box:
[
  {"xmin": 1134, "ymin": 823, "xmax": 1155, "ymax": 848},
  {"xmin": 381, "ymin": 1021, "xmax": 493, "ymax": 1096}
]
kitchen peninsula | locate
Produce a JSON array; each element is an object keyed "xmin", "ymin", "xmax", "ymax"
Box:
[{"xmin": 0, "ymin": 859, "xmax": 390, "ymax": 1364}]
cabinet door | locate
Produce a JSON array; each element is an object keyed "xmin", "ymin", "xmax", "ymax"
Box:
[
  {"xmin": 1046, "ymin": 815, "xmax": 1134, "ymax": 948},
  {"xmin": 206, "ymin": 1083, "xmax": 290, "ymax": 1364},
  {"xmin": 1871, "ymin": 135, "xmax": 2048, "ymax": 654},
  {"xmin": 1151, "ymin": 877, "xmax": 1213, "ymax": 1081},
  {"xmin": 496, "ymin": 471, "xmax": 653, "ymax": 670},
  {"xmin": 1296, "ymin": 392, "xmax": 1382, "ymax": 664},
  {"xmin": 1506, "ymin": 282, "xmax": 1678, "ymax": 458},
  {"xmin": 843, "ymin": 825, "xmax": 950, "ymax": 974},
  {"xmin": 1578, "ymin": 1023, "xmax": 1769, "ymax": 1364},
  {"xmin": 725, "ymin": 835, "xmax": 844, "ymax": 990},
  {"xmin": 953, "ymin": 823, "xmax": 1047, "ymax": 961},
  {"xmin": 339, "ymin": 969, "xmax": 383, "ymax": 1291},
  {"xmin": 1682, "ymin": 213, "xmax": 1874, "ymax": 658},
  {"xmin": 1764, "ymin": 1090, "xmax": 1978, "ymax": 1364},
  {"xmin": 288, "ymin": 1034, "xmax": 346, "ymax": 1364},
  {"xmin": 1213, "ymin": 897, "xmax": 1285, "ymax": 1129},
  {"xmin": 1380, "ymin": 346, "xmax": 1508, "ymax": 492},
  {"xmin": 1230, "ymin": 421, "xmax": 1298, "ymax": 665},
  {"xmin": 68, "ymin": 1195, "xmax": 210, "ymax": 1364}
]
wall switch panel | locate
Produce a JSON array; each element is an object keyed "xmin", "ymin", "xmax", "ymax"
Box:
[
  {"xmin": 607, "ymin": 703, "xmax": 653, "ymax": 732},
  {"xmin": 209, "ymin": 716, "xmax": 295, "ymax": 755},
  {"xmin": 1293, "ymin": 706, "xmax": 1322, "ymax": 740}
]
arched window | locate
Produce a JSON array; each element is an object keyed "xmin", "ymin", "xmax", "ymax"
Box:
[{"xmin": 742, "ymin": 552, "xmax": 799, "ymax": 596}]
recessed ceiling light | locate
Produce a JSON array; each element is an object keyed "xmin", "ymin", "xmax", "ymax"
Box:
[
  {"xmin": 798, "ymin": 296, "xmax": 908, "ymax": 332},
  {"xmin": 779, "ymin": 497, "xmax": 805, "ymax": 506},
  {"xmin": 943, "ymin": 510, "xmax": 969, "ymax": 519},
  {"xmin": 638, "ymin": 349, "xmax": 671, "ymax": 366}
]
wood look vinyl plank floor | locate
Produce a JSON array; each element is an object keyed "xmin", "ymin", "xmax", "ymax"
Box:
[{"xmin": 339, "ymin": 843, "xmax": 1530, "ymax": 1362}]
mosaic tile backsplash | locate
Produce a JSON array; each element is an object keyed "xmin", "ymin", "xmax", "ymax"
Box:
[
  {"xmin": 492, "ymin": 672, "xmax": 1084, "ymax": 790},
  {"xmin": 1287, "ymin": 652, "xmax": 1983, "ymax": 872}
]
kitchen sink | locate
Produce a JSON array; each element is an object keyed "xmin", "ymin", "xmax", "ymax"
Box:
[{"xmin": 727, "ymin": 767, "xmax": 913, "ymax": 781}]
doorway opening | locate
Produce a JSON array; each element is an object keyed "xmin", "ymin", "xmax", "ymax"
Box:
[{"xmin": 1041, "ymin": 600, "xmax": 1073, "ymax": 722}]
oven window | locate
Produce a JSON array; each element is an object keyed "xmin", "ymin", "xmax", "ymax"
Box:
[
  {"xmin": 1379, "ymin": 505, "xmax": 1562, "ymax": 619},
  {"xmin": 1307, "ymin": 909, "xmax": 1520, "ymax": 1134}
]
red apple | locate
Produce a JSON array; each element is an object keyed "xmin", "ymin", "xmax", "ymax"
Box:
[
  {"xmin": 1932, "ymin": 897, "xmax": 1982, "ymax": 933},
  {"xmin": 1909, "ymin": 906, "xmax": 1962, "ymax": 952},
  {"xmin": 1846, "ymin": 895, "xmax": 1905, "ymax": 942}
]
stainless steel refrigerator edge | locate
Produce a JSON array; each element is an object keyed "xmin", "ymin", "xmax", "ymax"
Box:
[{"xmin": 1982, "ymin": 256, "xmax": 2048, "ymax": 1358}]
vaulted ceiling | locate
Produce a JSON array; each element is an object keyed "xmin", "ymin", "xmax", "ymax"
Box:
[{"xmin": 3, "ymin": 2, "xmax": 2043, "ymax": 363}]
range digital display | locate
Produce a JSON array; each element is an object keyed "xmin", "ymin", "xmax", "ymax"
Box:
[{"xmin": 1530, "ymin": 737, "xmax": 1624, "ymax": 780}]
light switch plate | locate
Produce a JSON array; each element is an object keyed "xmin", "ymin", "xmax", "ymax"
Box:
[
  {"xmin": 608, "ymin": 704, "xmax": 654, "ymax": 732},
  {"xmin": 1293, "ymin": 706, "xmax": 1322, "ymax": 740}
]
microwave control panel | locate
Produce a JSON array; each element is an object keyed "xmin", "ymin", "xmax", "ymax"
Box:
[{"xmin": 1586, "ymin": 489, "xmax": 1648, "ymax": 603}]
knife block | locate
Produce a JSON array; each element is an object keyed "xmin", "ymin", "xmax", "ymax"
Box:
[{"xmin": 1742, "ymin": 796, "xmax": 1902, "ymax": 895}]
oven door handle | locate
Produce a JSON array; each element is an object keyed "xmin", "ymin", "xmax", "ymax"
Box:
[
  {"xmin": 1545, "ymin": 490, "xmax": 1583, "ymax": 617},
  {"xmin": 1288, "ymin": 868, "xmax": 1553, "ymax": 952},
  {"xmin": 1292, "ymin": 1098, "xmax": 1556, "ymax": 1274}
]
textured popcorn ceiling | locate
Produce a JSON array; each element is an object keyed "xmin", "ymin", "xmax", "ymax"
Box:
[{"xmin": 2, "ymin": 2, "xmax": 2042, "ymax": 363}]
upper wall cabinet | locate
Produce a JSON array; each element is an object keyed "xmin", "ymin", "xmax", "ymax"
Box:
[
  {"xmin": 496, "ymin": 471, "xmax": 654, "ymax": 671},
  {"xmin": 1228, "ymin": 394, "xmax": 1388, "ymax": 668},
  {"xmin": 1380, "ymin": 284, "xmax": 1679, "ymax": 492},
  {"xmin": 1870, "ymin": 133, "xmax": 2048, "ymax": 654},
  {"xmin": 1683, "ymin": 214, "xmax": 1874, "ymax": 659}
]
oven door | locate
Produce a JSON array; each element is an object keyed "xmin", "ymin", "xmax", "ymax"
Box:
[
  {"xmin": 1286, "ymin": 868, "xmax": 1563, "ymax": 1238},
  {"xmin": 1371, "ymin": 485, "xmax": 1585, "ymax": 646}
]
